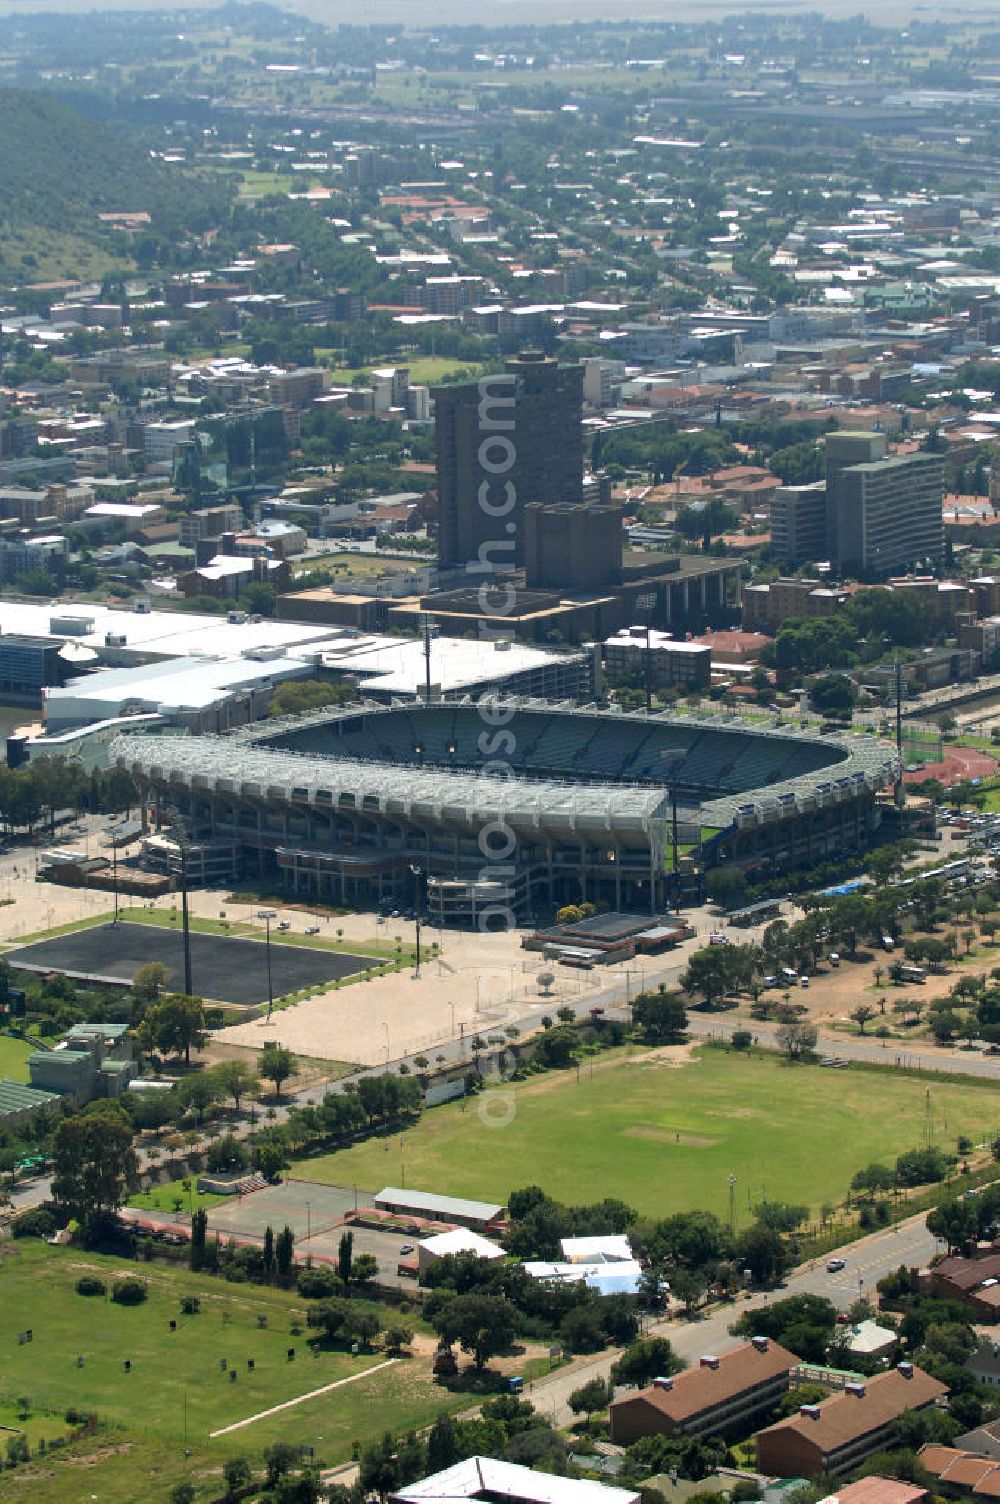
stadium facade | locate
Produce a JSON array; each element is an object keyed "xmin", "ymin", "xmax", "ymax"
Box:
[{"xmin": 113, "ymin": 703, "xmax": 898, "ymax": 926}]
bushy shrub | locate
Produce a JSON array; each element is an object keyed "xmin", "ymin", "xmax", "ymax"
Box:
[
  {"xmin": 12, "ymin": 1207, "xmax": 55, "ymax": 1240},
  {"xmin": 297, "ymin": 1266, "xmax": 340, "ymax": 1299},
  {"xmin": 179, "ymin": 1295, "xmax": 200, "ymax": 1315},
  {"xmin": 111, "ymin": 1277, "xmax": 148, "ymax": 1306},
  {"xmin": 75, "ymin": 1275, "xmax": 106, "ymax": 1297}
]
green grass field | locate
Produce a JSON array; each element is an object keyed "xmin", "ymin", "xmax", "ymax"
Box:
[
  {"xmin": 0, "ymin": 1242, "xmax": 477, "ymax": 1502},
  {"xmin": 319, "ymin": 356, "xmax": 483, "ymax": 386},
  {"xmin": 127, "ymin": 1178, "xmax": 229, "ymax": 1214},
  {"xmin": 294, "ymin": 551, "xmax": 399, "ymax": 578},
  {"xmin": 293, "ymin": 1048, "xmax": 1000, "ymax": 1222},
  {"xmin": 0, "ymin": 1032, "xmax": 33, "ymax": 1082}
]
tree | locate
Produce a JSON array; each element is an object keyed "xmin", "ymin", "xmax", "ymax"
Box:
[
  {"xmin": 264, "ymin": 1442, "xmax": 299, "ymax": 1487},
  {"xmin": 851, "ymin": 1003, "xmax": 877, "ymax": 1035},
  {"xmin": 432, "ymin": 1293, "xmax": 517, "ymax": 1372},
  {"xmin": 138, "ymin": 993, "xmax": 206, "ymax": 1065},
  {"xmin": 132, "ymin": 961, "xmax": 170, "ymax": 1005},
  {"xmin": 211, "ymin": 1059, "xmax": 259, "ymax": 1113},
  {"xmin": 350, "ymin": 1253, "xmax": 379, "ymax": 1288},
  {"xmin": 275, "ymin": 1224, "xmax": 295, "ymax": 1279},
  {"xmin": 851, "ymin": 1164, "xmax": 895, "ymax": 1202},
  {"xmin": 927, "ymin": 1198, "xmax": 978, "ymax": 1253},
  {"xmin": 632, "ymin": 990, "xmax": 687, "ymax": 1043},
  {"xmin": 611, "ymin": 1337, "xmax": 681, "ymax": 1389},
  {"xmin": 260, "ymin": 1044, "xmax": 298, "ymax": 1098},
  {"xmin": 190, "ymin": 1208, "xmax": 208, "ymax": 1272},
  {"xmin": 705, "ymin": 866, "xmax": 747, "ymax": 911},
  {"xmin": 775, "ymin": 1015, "xmax": 818, "ymax": 1060},
  {"xmin": 735, "ymin": 1223, "xmax": 787, "ymax": 1284},
  {"xmin": 52, "ymin": 1104, "xmax": 138, "ymax": 1227},
  {"xmin": 170, "ymin": 1485, "xmax": 196, "ymax": 1504},
  {"xmin": 810, "ymin": 673, "xmax": 858, "ymax": 719},
  {"xmin": 568, "ymin": 1376, "xmax": 612, "ymax": 1422},
  {"xmin": 338, "ymin": 1229, "xmax": 354, "ymax": 1287},
  {"xmin": 681, "ymin": 948, "xmax": 734, "ymax": 1009},
  {"xmin": 426, "ymin": 1414, "xmax": 460, "ymax": 1473},
  {"xmin": 223, "ymin": 1456, "xmax": 252, "ymax": 1497},
  {"xmin": 670, "ymin": 1267, "xmax": 708, "ymax": 1313},
  {"xmin": 176, "ymin": 1072, "xmax": 220, "ymax": 1123}
]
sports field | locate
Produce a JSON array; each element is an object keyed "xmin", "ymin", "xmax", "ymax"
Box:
[
  {"xmin": 6, "ymin": 923, "xmax": 373, "ymax": 1006},
  {"xmin": 293, "ymin": 1048, "xmax": 1000, "ymax": 1221},
  {"xmin": 0, "ymin": 1242, "xmax": 477, "ymax": 1502}
]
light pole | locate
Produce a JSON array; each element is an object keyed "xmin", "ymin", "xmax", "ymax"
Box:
[
  {"xmin": 257, "ymin": 911, "xmax": 274, "ymax": 1019},
  {"xmin": 409, "ymin": 863, "xmax": 423, "ymax": 977},
  {"xmin": 383, "ymin": 1021, "xmax": 390, "ymax": 1065},
  {"xmin": 306, "ymin": 1199, "xmax": 311, "ymax": 1245}
]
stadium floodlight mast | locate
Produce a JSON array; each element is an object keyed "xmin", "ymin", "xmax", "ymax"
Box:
[
  {"xmin": 409, "ymin": 863, "xmax": 423, "ymax": 976},
  {"xmin": 659, "ymin": 751, "xmax": 682, "ymax": 912},
  {"xmin": 162, "ymin": 803, "xmax": 194, "ymax": 998},
  {"xmin": 257, "ymin": 910, "xmax": 276, "ymax": 1019}
]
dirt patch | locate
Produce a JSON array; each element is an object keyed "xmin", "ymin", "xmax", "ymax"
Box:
[
  {"xmin": 59, "ymin": 1443, "xmax": 133, "ymax": 1467},
  {"xmin": 622, "ymin": 1126, "xmax": 718, "ymax": 1147}
]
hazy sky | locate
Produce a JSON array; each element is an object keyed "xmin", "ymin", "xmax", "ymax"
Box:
[{"xmin": 0, "ymin": 0, "xmax": 991, "ymax": 21}]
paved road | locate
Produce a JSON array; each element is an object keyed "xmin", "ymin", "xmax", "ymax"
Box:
[{"xmin": 524, "ymin": 1210, "xmax": 943, "ymax": 1427}]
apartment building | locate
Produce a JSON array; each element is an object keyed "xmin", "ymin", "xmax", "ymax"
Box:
[
  {"xmin": 610, "ymin": 1339, "xmax": 796, "ymax": 1444},
  {"xmin": 770, "ymin": 482, "xmax": 829, "ymax": 568},
  {"xmin": 755, "ymin": 1364, "xmax": 948, "ymax": 1477},
  {"xmin": 433, "ymin": 353, "xmax": 583, "ymax": 568},
  {"xmin": 603, "ymin": 627, "xmax": 712, "ymax": 692},
  {"xmin": 179, "ymin": 503, "xmax": 245, "ymax": 547}
]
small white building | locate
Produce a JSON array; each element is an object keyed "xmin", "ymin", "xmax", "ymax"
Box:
[
  {"xmin": 417, "ymin": 1227, "xmax": 506, "ymax": 1274},
  {"xmin": 392, "ymin": 1457, "xmax": 639, "ymax": 1504},
  {"xmin": 843, "ymin": 1319, "xmax": 898, "ymax": 1360},
  {"xmin": 524, "ymin": 1258, "xmax": 644, "ymax": 1297},
  {"xmin": 560, "ymin": 1234, "xmax": 634, "ymax": 1265}
]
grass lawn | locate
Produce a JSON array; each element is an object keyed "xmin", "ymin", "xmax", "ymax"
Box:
[
  {"xmin": 294, "ymin": 550, "xmax": 397, "ymax": 578},
  {"xmin": 0, "ymin": 1032, "xmax": 33, "ymax": 1082},
  {"xmin": 319, "ymin": 356, "xmax": 483, "ymax": 386},
  {"xmin": 293, "ymin": 1047, "xmax": 1000, "ymax": 1222},
  {"xmin": 127, "ymin": 1178, "xmax": 229, "ymax": 1214},
  {"xmin": 0, "ymin": 1241, "xmax": 479, "ymax": 1502}
]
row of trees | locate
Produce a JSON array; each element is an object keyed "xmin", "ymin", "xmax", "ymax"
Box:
[{"xmin": 0, "ymin": 758, "xmax": 135, "ymax": 836}]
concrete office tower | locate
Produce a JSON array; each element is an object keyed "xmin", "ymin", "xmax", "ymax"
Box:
[
  {"xmin": 826, "ymin": 431, "xmax": 943, "ymax": 578},
  {"xmin": 769, "ymin": 481, "xmax": 828, "ymax": 568},
  {"xmin": 524, "ymin": 501, "xmax": 623, "ymax": 590},
  {"xmin": 433, "ymin": 353, "xmax": 584, "ymax": 568}
]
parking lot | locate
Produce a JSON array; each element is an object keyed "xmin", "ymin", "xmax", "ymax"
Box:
[{"xmin": 7, "ymin": 922, "xmax": 372, "ymax": 1006}]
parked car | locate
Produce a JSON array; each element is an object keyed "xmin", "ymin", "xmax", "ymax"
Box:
[
  {"xmin": 827, "ymin": 1257, "xmax": 846, "ymax": 1273},
  {"xmin": 399, "ymin": 1243, "xmax": 414, "ymax": 1255}
]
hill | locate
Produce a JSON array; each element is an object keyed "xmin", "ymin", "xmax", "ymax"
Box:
[{"xmin": 0, "ymin": 89, "xmax": 233, "ymax": 282}]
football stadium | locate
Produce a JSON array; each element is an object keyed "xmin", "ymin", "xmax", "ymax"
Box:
[{"xmin": 111, "ymin": 702, "xmax": 898, "ymax": 926}]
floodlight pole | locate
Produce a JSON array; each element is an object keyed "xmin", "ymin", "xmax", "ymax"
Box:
[
  {"xmin": 112, "ymin": 843, "xmax": 120, "ymax": 927},
  {"xmin": 410, "ymin": 863, "xmax": 422, "ymax": 976},
  {"xmin": 179, "ymin": 839, "xmax": 193, "ymax": 998},
  {"xmin": 264, "ymin": 914, "xmax": 274, "ymax": 1020},
  {"xmin": 645, "ymin": 619, "xmax": 652, "ymax": 713}
]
